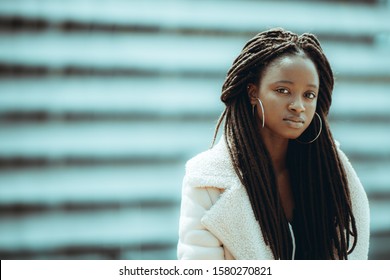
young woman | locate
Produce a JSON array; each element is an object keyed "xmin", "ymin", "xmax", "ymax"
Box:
[{"xmin": 177, "ymin": 28, "xmax": 370, "ymax": 260}]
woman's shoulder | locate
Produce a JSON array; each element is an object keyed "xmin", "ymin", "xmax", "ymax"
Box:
[
  {"xmin": 184, "ymin": 137, "xmax": 239, "ymax": 189},
  {"xmin": 335, "ymin": 141, "xmax": 367, "ymax": 196},
  {"xmin": 335, "ymin": 141, "xmax": 355, "ymax": 174},
  {"xmin": 335, "ymin": 141, "xmax": 356, "ymax": 177},
  {"xmin": 186, "ymin": 137, "xmax": 233, "ymax": 176}
]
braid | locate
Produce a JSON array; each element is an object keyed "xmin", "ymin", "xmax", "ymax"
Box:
[
  {"xmin": 213, "ymin": 28, "xmax": 358, "ymax": 259},
  {"xmin": 224, "ymin": 94, "xmax": 289, "ymax": 258}
]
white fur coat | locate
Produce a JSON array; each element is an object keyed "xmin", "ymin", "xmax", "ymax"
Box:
[{"xmin": 177, "ymin": 137, "xmax": 370, "ymax": 260}]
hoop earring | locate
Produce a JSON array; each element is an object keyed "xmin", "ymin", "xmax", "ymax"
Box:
[
  {"xmin": 296, "ymin": 112, "xmax": 322, "ymax": 144},
  {"xmin": 256, "ymin": 98, "xmax": 265, "ymax": 128}
]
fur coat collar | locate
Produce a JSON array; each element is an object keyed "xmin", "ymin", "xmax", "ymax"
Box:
[
  {"xmin": 185, "ymin": 137, "xmax": 274, "ymax": 259},
  {"xmin": 183, "ymin": 136, "xmax": 370, "ymax": 259}
]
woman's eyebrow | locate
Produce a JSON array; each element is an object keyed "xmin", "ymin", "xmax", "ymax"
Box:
[{"xmin": 274, "ymin": 80, "xmax": 318, "ymax": 89}]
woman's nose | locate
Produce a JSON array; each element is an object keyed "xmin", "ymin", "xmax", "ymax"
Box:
[{"xmin": 288, "ymin": 100, "xmax": 305, "ymax": 113}]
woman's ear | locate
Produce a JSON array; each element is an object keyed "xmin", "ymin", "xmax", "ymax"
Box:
[{"xmin": 247, "ymin": 83, "xmax": 259, "ymax": 106}]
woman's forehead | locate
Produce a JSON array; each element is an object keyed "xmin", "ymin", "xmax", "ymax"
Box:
[{"xmin": 261, "ymin": 55, "xmax": 319, "ymax": 86}]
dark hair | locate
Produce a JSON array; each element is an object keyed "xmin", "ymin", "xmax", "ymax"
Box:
[{"xmin": 213, "ymin": 28, "xmax": 357, "ymax": 259}]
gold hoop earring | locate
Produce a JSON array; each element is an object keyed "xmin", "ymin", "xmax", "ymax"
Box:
[
  {"xmin": 296, "ymin": 112, "xmax": 322, "ymax": 144},
  {"xmin": 256, "ymin": 98, "xmax": 265, "ymax": 128}
]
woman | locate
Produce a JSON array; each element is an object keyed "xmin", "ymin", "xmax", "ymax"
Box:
[{"xmin": 177, "ymin": 28, "xmax": 370, "ymax": 260}]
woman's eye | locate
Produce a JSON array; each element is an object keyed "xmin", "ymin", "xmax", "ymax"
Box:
[
  {"xmin": 276, "ymin": 88, "xmax": 289, "ymax": 94},
  {"xmin": 305, "ymin": 92, "xmax": 317, "ymax": 99}
]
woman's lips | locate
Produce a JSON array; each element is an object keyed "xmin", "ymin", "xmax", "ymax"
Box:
[{"xmin": 283, "ymin": 117, "xmax": 305, "ymax": 128}]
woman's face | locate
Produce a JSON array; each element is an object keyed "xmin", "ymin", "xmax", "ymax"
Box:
[{"xmin": 250, "ymin": 54, "xmax": 319, "ymax": 140}]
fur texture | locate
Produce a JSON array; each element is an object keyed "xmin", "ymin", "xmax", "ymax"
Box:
[{"xmin": 177, "ymin": 137, "xmax": 370, "ymax": 260}]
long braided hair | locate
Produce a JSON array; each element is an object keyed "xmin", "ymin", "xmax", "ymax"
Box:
[{"xmin": 212, "ymin": 28, "xmax": 358, "ymax": 259}]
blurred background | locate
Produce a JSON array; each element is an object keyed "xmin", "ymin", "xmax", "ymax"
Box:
[{"xmin": 0, "ymin": 0, "xmax": 389, "ymax": 260}]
